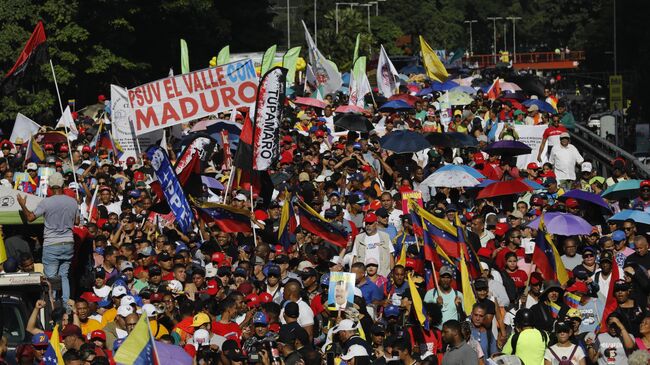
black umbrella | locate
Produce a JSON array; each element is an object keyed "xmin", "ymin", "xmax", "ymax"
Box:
[
  {"xmin": 425, "ymin": 132, "xmax": 453, "ymax": 147},
  {"xmin": 506, "ymin": 75, "xmax": 545, "ymax": 98},
  {"xmin": 334, "ymin": 113, "xmax": 374, "ymax": 132}
]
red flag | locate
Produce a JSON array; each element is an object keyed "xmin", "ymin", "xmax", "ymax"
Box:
[
  {"xmin": 486, "ymin": 79, "xmax": 501, "ymax": 100},
  {"xmin": 598, "ymin": 254, "xmax": 620, "ymax": 333},
  {"xmin": 233, "ymin": 108, "xmax": 254, "ymax": 171},
  {"xmin": 1, "ymin": 21, "xmax": 47, "ymax": 93}
]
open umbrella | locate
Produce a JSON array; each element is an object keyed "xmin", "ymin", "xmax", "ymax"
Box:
[
  {"xmin": 484, "ymin": 140, "xmax": 532, "ymax": 156},
  {"xmin": 155, "ymin": 341, "xmax": 193, "ymax": 365},
  {"xmin": 523, "ymin": 99, "xmax": 557, "ymax": 114},
  {"xmin": 601, "ymin": 180, "xmax": 643, "ymax": 200},
  {"xmin": 293, "ymin": 96, "xmax": 327, "ymax": 109},
  {"xmin": 440, "ymin": 90, "xmax": 474, "ymax": 106},
  {"xmin": 436, "ymin": 164, "xmax": 485, "ymax": 179},
  {"xmin": 450, "ymin": 85, "xmax": 477, "ymax": 94},
  {"xmin": 335, "ymin": 105, "xmax": 365, "ymax": 114},
  {"xmin": 446, "ymin": 132, "xmax": 478, "ymax": 147},
  {"xmin": 378, "ymin": 100, "xmax": 414, "ymax": 112},
  {"xmin": 432, "ymin": 80, "xmax": 459, "ymax": 92},
  {"xmin": 560, "ymin": 189, "xmax": 611, "ymax": 210},
  {"xmin": 419, "ymin": 169, "xmax": 480, "ymax": 188},
  {"xmin": 523, "ymin": 179, "xmax": 544, "ymax": 190},
  {"xmin": 334, "ymin": 113, "xmax": 374, "ymax": 132},
  {"xmin": 389, "ymin": 94, "xmax": 420, "ymax": 106},
  {"xmin": 400, "ymin": 64, "xmax": 426, "ymax": 75},
  {"xmin": 34, "ymin": 131, "xmax": 68, "ymax": 145},
  {"xmin": 425, "ymin": 132, "xmax": 453, "ymax": 147},
  {"xmin": 201, "ymin": 175, "xmax": 225, "ymax": 190},
  {"xmin": 500, "ymin": 81, "xmax": 522, "ymax": 92},
  {"xmin": 527, "ymin": 212, "xmax": 593, "ymax": 235},
  {"xmin": 380, "ymin": 130, "xmax": 430, "ymax": 153},
  {"xmin": 477, "ymin": 179, "xmax": 533, "ymax": 199},
  {"xmin": 608, "ymin": 210, "xmax": 650, "ymax": 230}
]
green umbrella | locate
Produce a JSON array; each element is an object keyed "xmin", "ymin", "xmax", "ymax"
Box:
[{"xmin": 440, "ymin": 90, "xmax": 474, "ymax": 106}]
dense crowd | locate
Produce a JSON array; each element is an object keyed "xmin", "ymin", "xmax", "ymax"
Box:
[{"xmin": 0, "ymin": 75, "xmax": 648, "ymax": 365}]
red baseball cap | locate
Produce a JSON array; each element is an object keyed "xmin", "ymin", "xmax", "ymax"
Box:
[
  {"xmin": 59, "ymin": 145, "xmax": 69, "ymax": 152},
  {"xmin": 566, "ymin": 281, "xmax": 588, "ymax": 294},
  {"xmin": 405, "ymin": 258, "xmax": 417, "ymax": 270},
  {"xmin": 205, "ymin": 279, "xmax": 219, "ymax": 296},
  {"xmin": 258, "ymin": 292, "xmax": 273, "ymax": 304},
  {"xmin": 245, "ymin": 294, "xmax": 260, "ymax": 308},
  {"xmin": 473, "ymin": 153, "xmax": 485, "ymax": 164},
  {"xmin": 527, "ymin": 162, "xmax": 540, "ymax": 170},
  {"xmin": 80, "ymin": 292, "xmax": 101, "ymax": 303},
  {"xmin": 90, "ymin": 330, "xmax": 106, "ymax": 341},
  {"xmin": 364, "ymin": 213, "xmax": 378, "ymax": 224},
  {"xmin": 565, "ymin": 198, "xmax": 579, "ymax": 208},
  {"xmin": 211, "ymin": 252, "xmax": 226, "ymax": 265},
  {"xmin": 82, "ymin": 145, "xmax": 92, "ymax": 153},
  {"xmin": 361, "ymin": 165, "xmax": 372, "ymax": 173},
  {"xmin": 314, "ymin": 130, "xmax": 325, "ymax": 138},
  {"xmin": 641, "ymin": 180, "xmax": 650, "ymax": 188}
]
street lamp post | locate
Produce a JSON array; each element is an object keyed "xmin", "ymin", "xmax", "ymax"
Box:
[
  {"xmin": 613, "ymin": 0, "xmax": 617, "ymax": 75},
  {"xmin": 287, "ymin": 0, "xmax": 290, "ymax": 49},
  {"xmin": 464, "ymin": 20, "xmax": 478, "ymax": 56},
  {"xmin": 335, "ymin": 2, "xmax": 358, "ymax": 34},
  {"xmin": 352, "ymin": 3, "xmax": 372, "ymax": 33},
  {"xmin": 314, "ymin": 0, "xmax": 317, "ymax": 47},
  {"xmin": 506, "ymin": 16, "xmax": 522, "ymax": 64},
  {"xmin": 487, "ymin": 17, "xmax": 502, "ymax": 64}
]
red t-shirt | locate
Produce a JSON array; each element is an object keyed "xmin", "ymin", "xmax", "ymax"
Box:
[
  {"xmin": 213, "ymin": 321, "xmax": 242, "ymax": 346},
  {"xmin": 495, "ymin": 247, "xmax": 525, "ymax": 270},
  {"xmin": 507, "ymin": 269, "xmax": 528, "ymax": 288},
  {"xmin": 162, "ymin": 272, "xmax": 174, "ymax": 281}
]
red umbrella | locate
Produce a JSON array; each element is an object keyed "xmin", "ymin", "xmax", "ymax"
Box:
[
  {"xmin": 389, "ymin": 94, "xmax": 420, "ymax": 106},
  {"xmin": 476, "ymin": 179, "xmax": 532, "ymax": 199},
  {"xmin": 335, "ymin": 105, "xmax": 365, "ymax": 114},
  {"xmin": 499, "ymin": 98, "xmax": 526, "ymax": 112},
  {"xmin": 34, "ymin": 131, "xmax": 68, "ymax": 145},
  {"xmin": 293, "ymin": 97, "xmax": 327, "ymax": 109}
]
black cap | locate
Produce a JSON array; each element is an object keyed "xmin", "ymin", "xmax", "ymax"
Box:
[
  {"xmin": 614, "ymin": 279, "xmax": 630, "ymax": 292},
  {"xmin": 474, "ymin": 279, "xmax": 489, "ymax": 290},
  {"xmin": 94, "ymin": 267, "xmax": 106, "ymax": 278},
  {"xmin": 375, "ymin": 207, "xmax": 389, "ymax": 218},
  {"xmin": 217, "ymin": 266, "xmax": 232, "ymax": 277},
  {"xmin": 157, "ymin": 252, "xmax": 172, "ymax": 262},
  {"xmin": 372, "ymin": 323, "xmax": 386, "ymax": 335},
  {"xmin": 278, "ymin": 326, "xmax": 297, "ymax": 344},
  {"xmin": 284, "ymin": 302, "xmax": 300, "ymax": 318},
  {"xmin": 148, "ymin": 265, "xmax": 162, "ymax": 276},
  {"xmin": 275, "ymin": 255, "xmax": 289, "ymax": 264},
  {"xmin": 221, "ymin": 340, "xmax": 247, "ymax": 361}
]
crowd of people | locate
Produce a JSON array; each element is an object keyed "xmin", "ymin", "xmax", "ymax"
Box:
[{"xmin": 0, "ymin": 71, "xmax": 649, "ymax": 365}]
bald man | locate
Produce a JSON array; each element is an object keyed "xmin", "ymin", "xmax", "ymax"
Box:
[{"xmin": 279, "ymin": 281, "xmax": 314, "ymax": 340}]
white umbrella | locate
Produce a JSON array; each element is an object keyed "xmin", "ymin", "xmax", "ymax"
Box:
[
  {"xmin": 420, "ymin": 169, "xmax": 480, "ymax": 189},
  {"xmin": 500, "ymin": 81, "xmax": 522, "ymax": 92}
]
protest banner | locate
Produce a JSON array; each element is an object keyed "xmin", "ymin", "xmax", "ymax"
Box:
[
  {"xmin": 494, "ymin": 124, "xmax": 548, "ymax": 169},
  {"xmin": 401, "ymin": 190, "xmax": 424, "ymax": 214},
  {"xmin": 327, "ymin": 271, "xmax": 355, "ymax": 310},
  {"xmin": 111, "ymin": 85, "xmax": 163, "ymax": 163},
  {"xmin": 128, "ymin": 60, "xmax": 258, "ymax": 135},
  {"xmin": 253, "ymin": 67, "xmax": 287, "ymax": 171}
]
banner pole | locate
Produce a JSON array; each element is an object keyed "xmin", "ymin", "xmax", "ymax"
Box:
[
  {"xmin": 50, "ymin": 59, "xmax": 79, "ymax": 201},
  {"xmin": 250, "ymin": 183, "xmax": 258, "ymax": 246}
]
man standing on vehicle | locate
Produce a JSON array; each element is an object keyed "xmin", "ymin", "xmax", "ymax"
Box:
[{"xmin": 17, "ymin": 172, "xmax": 79, "ymax": 309}]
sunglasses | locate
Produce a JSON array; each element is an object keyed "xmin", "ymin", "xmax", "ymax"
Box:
[{"xmin": 583, "ymin": 253, "xmax": 594, "ymax": 258}]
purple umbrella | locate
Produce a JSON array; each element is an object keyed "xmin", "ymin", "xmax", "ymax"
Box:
[
  {"xmin": 201, "ymin": 175, "xmax": 225, "ymax": 190},
  {"xmin": 155, "ymin": 341, "xmax": 193, "ymax": 365},
  {"xmin": 559, "ymin": 189, "xmax": 611, "ymax": 210},
  {"xmin": 484, "ymin": 140, "xmax": 532, "ymax": 156},
  {"xmin": 527, "ymin": 212, "xmax": 593, "ymax": 235}
]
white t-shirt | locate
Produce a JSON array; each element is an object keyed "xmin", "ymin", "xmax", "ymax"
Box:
[
  {"xmin": 388, "ymin": 208, "xmax": 403, "ymax": 232},
  {"xmin": 544, "ymin": 344, "xmax": 585, "ymax": 365},
  {"xmin": 279, "ymin": 299, "xmax": 314, "ymax": 327},
  {"xmin": 353, "ymin": 232, "xmax": 394, "ymax": 275}
]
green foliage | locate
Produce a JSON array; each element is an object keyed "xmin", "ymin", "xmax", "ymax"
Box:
[
  {"xmin": 318, "ymin": 9, "xmax": 373, "ymax": 71},
  {"xmin": 370, "ymin": 16, "xmax": 404, "ymax": 56}
]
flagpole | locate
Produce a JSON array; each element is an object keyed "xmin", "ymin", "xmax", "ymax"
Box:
[
  {"xmin": 50, "ymin": 59, "xmax": 79, "ymax": 201},
  {"xmin": 147, "ymin": 315, "xmax": 162, "ymax": 365},
  {"xmin": 250, "ymin": 183, "xmax": 258, "ymax": 246}
]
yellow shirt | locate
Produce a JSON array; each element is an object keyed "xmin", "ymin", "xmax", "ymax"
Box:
[
  {"xmin": 150, "ymin": 320, "xmax": 170, "ymax": 339},
  {"xmin": 80, "ymin": 319, "xmax": 104, "ymax": 336},
  {"xmin": 101, "ymin": 307, "xmax": 117, "ymax": 327}
]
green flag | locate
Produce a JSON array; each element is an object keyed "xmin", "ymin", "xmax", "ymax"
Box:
[
  {"xmin": 217, "ymin": 45, "xmax": 230, "ymax": 66},
  {"xmin": 282, "ymin": 46, "xmax": 301, "ymax": 85},
  {"xmin": 261, "ymin": 45, "xmax": 277, "ymax": 75},
  {"xmin": 353, "ymin": 33, "xmax": 361, "ymax": 65},
  {"xmin": 180, "ymin": 39, "xmax": 189, "ymax": 74},
  {"xmin": 352, "ymin": 56, "xmax": 366, "ymax": 80}
]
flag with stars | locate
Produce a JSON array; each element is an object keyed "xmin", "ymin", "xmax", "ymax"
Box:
[
  {"xmin": 193, "ymin": 198, "xmax": 252, "ymax": 233},
  {"xmin": 43, "ymin": 325, "xmax": 64, "ymax": 365},
  {"xmin": 295, "ymin": 198, "xmax": 348, "ymax": 248},
  {"xmin": 114, "ymin": 313, "xmax": 158, "ymax": 365}
]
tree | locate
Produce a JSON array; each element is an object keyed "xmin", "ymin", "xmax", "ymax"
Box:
[{"xmin": 317, "ymin": 8, "xmax": 373, "ymax": 71}]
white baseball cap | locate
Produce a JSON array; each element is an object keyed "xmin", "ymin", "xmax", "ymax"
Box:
[
  {"xmin": 341, "ymin": 344, "xmax": 368, "ymax": 360},
  {"xmin": 117, "ymin": 305, "xmax": 134, "ymax": 318},
  {"xmin": 333, "ymin": 319, "xmax": 357, "ymax": 333},
  {"xmin": 234, "ymin": 193, "xmax": 247, "ymax": 201},
  {"xmin": 581, "ymin": 162, "xmax": 593, "ymax": 172},
  {"xmin": 111, "ymin": 286, "xmax": 127, "ymax": 297},
  {"xmin": 26, "ymin": 162, "xmax": 38, "ymax": 171},
  {"xmin": 193, "ymin": 329, "xmax": 210, "ymax": 348},
  {"xmin": 120, "ymin": 295, "xmax": 136, "ymax": 307},
  {"xmin": 141, "ymin": 303, "xmax": 158, "ymax": 318},
  {"xmin": 167, "ymin": 280, "xmax": 184, "ymax": 294}
]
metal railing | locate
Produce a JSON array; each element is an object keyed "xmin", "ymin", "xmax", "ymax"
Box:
[
  {"xmin": 571, "ymin": 122, "xmax": 650, "ymax": 178},
  {"xmin": 464, "ymin": 51, "xmax": 585, "ymax": 68}
]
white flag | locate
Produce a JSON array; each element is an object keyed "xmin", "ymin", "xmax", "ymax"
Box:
[
  {"xmin": 302, "ymin": 20, "xmax": 342, "ymax": 95},
  {"xmin": 160, "ymin": 129, "xmax": 168, "ymax": 151},
  {"xmin": 10, "ymin": 113, "xmax": 41, "ymax": 143},
  {"xmin": 376, "ymin": 45, "xmax": 399, "ymax": 98},
  {"xmin": 348, "ymin": 73, "xmax": 371, "ymax": 108},
  {"xmin": 56, "ymin": 106, "xmax": 78, "ymax": 141}
]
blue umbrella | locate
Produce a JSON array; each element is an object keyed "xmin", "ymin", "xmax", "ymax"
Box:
[
  {"xmin": 601, "ymin": 180, "xmax": 643, "ymax": 200},
  {"xmin": 379, "ymin": 130, "xmax": 430, "ymax": 153},
  {"xmin": 378, "ymin": 100, "xmax": 414, "ymax": 112},
  {"xmin": 476, "ymin": 179, "xmax": 497, "ymax": 188},
  {"xmin": 523, "ymin": 99, "xmax": 557, "ymax": 114},
  {"xmin": 431, "ymin": 80, "xmax": 458, "ymax": 92},
  {"xmin": 608, "ymin": 209, "xmax": 650, "ymax": 226},
  {"xmin": 416, "ymin": 87, "xmax": 435, "ymax": 96},
  {"xmin": 436, "ymin": 164, "xmax": 485, "ymax": 179}
]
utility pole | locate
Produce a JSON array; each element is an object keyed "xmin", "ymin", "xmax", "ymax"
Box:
[
  {"xmin": 352, "ymin": 3, "xmax": 372, "ymax": 33},
  {"xmin": 314, "ymin": 0, "xmax": 317, "ymax": 47},
  {"xmin": 464, "ymin": 20, "xmax": 478, "ymax": 56},
  {"xmin": 286, "ymin": 0, "xmax": 290, "ymax": 49},
  {"xmin": 487, "ymin": 17, "xmax": 502, "ymax": 64},
  {"xmin": 506, "ymin": 16, "xmax": 522, "ymax": 64},
  {"xmin": 613, "ymin": 0, "xmax": 617, "ymax": 75}
]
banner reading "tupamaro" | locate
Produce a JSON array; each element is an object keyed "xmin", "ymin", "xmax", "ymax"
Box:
[{"xmin": 128, "ymin": 60, "xmax": 258, "ymax": 135}]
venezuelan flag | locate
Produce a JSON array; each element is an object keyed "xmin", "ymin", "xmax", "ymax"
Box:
[
  {"xmin": 565, "ymin": 292, "xmax": 581, "ymax": 308},
  {"xmin": 91, "ymin": 121, "xmax": 124, "ymax": 159},
  {"xmin": 295, "ymin": 198, "xmax": 348, "ymax": 248},
  {"xmin": 455, "ymin": 214, "xmax": 481, "ymax": 279},
  {"xmin": 549, "ymin": 301, "xmax": 561, "ymax": 318},
  {"xmin": 407, "ymin": 272, "xmax": 429, "ymax": 329},
  {"xmin": 193, "ymin": 199, "xmax": 252, "ymax": 233},
  {"xmin": 114, "ymin": 311, "xmax": 158, "ymax": 365},
  {"xmin": 278, "ymin": 192, "xmax": 297, "ymax": 249},
  {"xmin": 42, "ymin": 325, "xmax": 64, "ymax": 365},
  {"xmin": 25, "ymin": 136, "xmax": 45, "ymax": 163},
  {"xmin": 533, "ymin": 214, "xmax": 569, "ymax": 285},
  {"xmin": 460, "ymin": 248, "xmax": 476, "ymax": 316}
]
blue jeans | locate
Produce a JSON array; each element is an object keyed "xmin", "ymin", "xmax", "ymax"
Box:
[{"xmin": 42, "ymin": 243, "xmax": 74, "ymax": 307}]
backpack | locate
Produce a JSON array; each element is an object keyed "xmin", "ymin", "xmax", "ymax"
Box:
[
  {"xmin": 548, "ymin": 345, "xmax": 578, "ymax": 365},
  {"xmin": 497, "ymin": 269, "xmax": 519, "ymax": 305}
]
